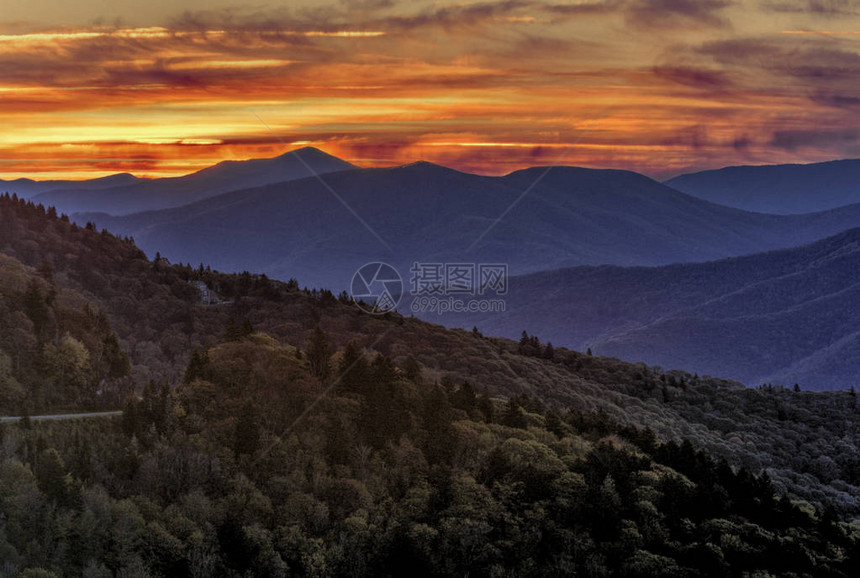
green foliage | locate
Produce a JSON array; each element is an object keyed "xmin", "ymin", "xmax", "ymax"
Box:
[
  {"xmin": 0, "ymin": 251, "xmax": 130, "ymax": 412},
  {"xmin": 3, "ymin": 192, "xmax": 860, "ymax": 576},
  {"xmin": 2, "ymin": 337, "xmax": 856, "ymax": 577},
  {"xmin": 306, "ymin": 326, "xmax": 331, "ymax": 382}
]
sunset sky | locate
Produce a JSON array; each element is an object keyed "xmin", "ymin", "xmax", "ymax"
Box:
[{"xmin": 1, "ymin": 0, "xmax": 858, "ymax": 180}]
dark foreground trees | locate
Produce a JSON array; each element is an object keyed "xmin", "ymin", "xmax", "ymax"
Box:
[{"xmin": 0, "ymin": 331, "xmax": 856, "ymax": 578}]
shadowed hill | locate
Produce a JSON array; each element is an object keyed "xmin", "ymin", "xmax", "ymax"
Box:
[
  {"xmin": 434, "ymin": 227, "xmax": 860, "ymax": 390},
  {"xmin": 28, "ymin": 147, "xmax": 356, "ymax": 216},
  {"xmin": 0, "ymin": 172, "xmax": 140, "ymax": 200},
  {"xmin": 78, "ymin": 162, "xmax": 860, "ymax": 291},
  {"xmin": 3, "ymin": 192, "xmax": 860, "ymax": 518},
  {"xmin": 666, "ymin": 159, "xmax": 860, "ymax": 215}
]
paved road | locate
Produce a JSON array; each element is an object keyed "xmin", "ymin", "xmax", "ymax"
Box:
[{"xmin": 0, "ymin": 410, "xmax": 122, "ymax": 423}]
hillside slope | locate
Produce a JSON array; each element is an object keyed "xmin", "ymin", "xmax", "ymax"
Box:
[
  {"xmin": 6, "ymin": 339, "xmax": 857, "ymax": 576},
  {"xmin": 434, "ymin": 228, "xmax": 860, "ymax": 390},
  {"xmin": 666, "ymin": 159, "xmax": 860, "ymax": 214},
  {"xmin": 80, "ymin": 162, "xmax": 860, "ymax": 291},
  {"xmin": 2, "ymin": 192, "xmax": 860, "ymax": 518}
]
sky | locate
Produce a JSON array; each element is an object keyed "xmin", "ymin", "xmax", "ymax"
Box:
[{"xmin": 0, "ymin": 0, "xmax": 858, "ymax": 180}]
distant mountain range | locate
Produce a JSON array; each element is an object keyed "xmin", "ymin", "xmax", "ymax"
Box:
[
  {"xmin": 0, "ymin": 172, "xmax": 140, "ymax": 200},
  {"xmin": 12, "ymin": 149, "xmax": 860, "ymax": 390},
  {"xmin": 75, "ymin": 156, "xmax": 860, "ymax": 292},
  {"xmin": 666, "ymin": 159, "xmax": 860, "ymax": 215},
  {"xmin": 434, "ymin": 227, "xmax": 860, "ymax": 390},
  {"xmin": 10, "ymin": 147, "xmax": 356, "ymax": 215}
]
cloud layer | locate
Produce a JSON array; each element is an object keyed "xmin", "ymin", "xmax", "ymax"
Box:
[{"xmin": 0, "ymin": 0, "xmax": 858, "ymax": 179}]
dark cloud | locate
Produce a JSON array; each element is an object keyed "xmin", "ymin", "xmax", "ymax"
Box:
[
  {"xmin": 339, "ymin": 0, "xmax": 396, "ymax": 9},
  {"xmin": 652, "ymin": 65, "xmax": 734, "ymax": 89},
  {"xmin": 781, "ymin": 47, "xmax": 860, "ymax": 80},
  {"xmin": 696, "ymin": 36, "xmax": 860, "ymax": 118},
  {"xmin": 759, "ymin": 0, "xmax": 859, "ymax": 15},
  {"xmin": 811, "ymin": 92, "xmax": 860, "ymax": 109},
  {"xmin": 699, "ymin": 37, "xmax": 860, "ymax": 84},
  {"xmin": 545, "ymin": 1, "xmax": 622, "ymax": 16},
  {"xmin": 624, "ymin": 0, "xmax": 733, "ymax": 29},
  {"xmin": 545, "ymin": 0, "xmax": 733, "ymax": 28},
  {"xmin": 370, "ymin": 1, "xmax": 533, "ymax": 32},
  {"xmin": 168, "ymin": 1, "xmax": 533, "ymax": 35},
  {"xmin": 770, "ymin": 128, "xmax": 859, "ymax": 152},
  {"xmin": 732, "ymin": 134, "xmax": 752, "ymax": 151}
]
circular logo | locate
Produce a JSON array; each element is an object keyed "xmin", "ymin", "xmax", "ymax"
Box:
[{"xmin": 351, "ymin": 262, "xmax": 403, "ymax": 314}]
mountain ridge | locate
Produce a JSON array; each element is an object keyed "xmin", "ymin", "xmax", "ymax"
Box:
[
  {"xmin": 666, "ymin": 158, "xmax": 860, "ymax": 215},
  {"xmin": 431, "ymin": 226, "xmax": 860, "ymax": 390},
  {"xmin": 26, "ymin": 146, "xmax": 357, "ymax": 216},
  {"xmin": 73, "ymin": 160, "xmax": 860, "ymax": 292}
]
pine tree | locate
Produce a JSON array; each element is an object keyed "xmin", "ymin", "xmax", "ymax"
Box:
[
  {"xmin": 421, "ymin": 385, "xmax": 455, "ymax": 464},
  {"xmin": 24, "ymin": 278, "xmax": 51, "ymax": 340},
  {"xmin": 403, "ymin": 355, "xmax": 422, "ymax": 385},
  {"xmin": 545, "ymin": 409, "xmax": 565, "ymax": 437},
  {"xmin": 35, "ymin": 448, "xmax": 71, "ymax": 505},
  {"xmin": 477, "ymin": 393, "xmax": 495, "ymax": 423},
  {"xmin": 518, "ymin": 330, "xmax": 530, "ymax": 354},
  {"xmin": 234, "ymin": 401, "xmax": 260, "ymax": 456},
  {"xmin": 451, "ymin": 380, "xmax": 477, "ymax": 413},
  {"xmin": 338, "ymin": 340, "xmax": 368, "ymax": 395},
  {"xmin": 184, "ymin": 348, "xmax": 210, "ymax": 384},
  {"xmin": 502, "ymin": 398, "xmax": 527, "ymax": 429},
  {"xmin": 543, "ymin": 342, "xmax": 555, "ymax": 360},
  {"xmin": 306, "ymin": 327, "xmax": 331, "ymax": 382}
]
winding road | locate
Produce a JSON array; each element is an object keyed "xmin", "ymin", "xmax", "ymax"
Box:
[{"xmin": 0, "ymin": 410, "xmax": 122, "ymax": 423}]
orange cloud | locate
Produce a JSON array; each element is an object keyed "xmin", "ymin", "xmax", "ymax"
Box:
[{"xmin": 0, "ymin": 1, "xmax": 858, "ymax": 180}]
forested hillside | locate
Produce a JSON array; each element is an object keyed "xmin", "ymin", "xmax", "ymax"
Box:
[
  {"xmin": 0, "ymin": 225, "xmax": 130, "ymax": 413},
  {"xmin": 1, "ymin": 194, "xmax": 860, "ymax": 576},
  {"xmin": 1, "ymin": 330, "xmax": 858, "ymax": 577},
  {"xmin": 76, "ymin": 162, "xmax": 860, "ymax": 291},
  {"xmin": 433, "ymin": 228, "xmax": 860, "ymax": 390}
]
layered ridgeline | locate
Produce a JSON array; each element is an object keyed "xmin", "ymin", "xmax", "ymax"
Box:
[
  {"xmin": 11, "ymin": 147, "xmax": 356, "ymax": 215},
  {"xmin": 1, "ymin": 196, "xmax": 860, "ymax": 576},
  {"xmin": 667, "ymin": 159, "xmax": 860, "ymax": 215},
  {"xmin": 435, "ymin": 228, "xmax": 860, "ymax": 390},
  {"xmin": 2, "ymin": 192, "xmax": 860, "ymax": 521},
  {"xmin": 76, "ymin": 158, "xmax": 860, "ymax": 291},
  {"xmin": 0, "ymin": 172, "xmax": 140, "ymax": 202}
]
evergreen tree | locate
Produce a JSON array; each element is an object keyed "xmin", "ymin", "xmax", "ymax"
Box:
[
  {"xmin": 403, "ymin": 355, "xmax": 422, "ymax": 385},
  {"xmin": 477, "ymin": 393, "xmax": 495, "ymax": 423},
  {"xmin": 338, "ymin": 340, "xmax": 368, "ymax": 395},
  {"xmin": 451, "ymin": 380, "xmax": 477, "ymax": 413},
  {"xmin": 545, "ymin": 408, "xmax": 565, "ymax": 437},
  {"xmin": 421, "ymin": 385, "xmax": 455, "ymax": 464},
  {"xmin": 234, "ymin": 401, "xmax": 260, "ymax": 456},
  {"xmin": 183, "ymin": 348, "xmax": 211, "ymax": 384},
  {"xmin": 543, "ymin": 342, "xmax": 555, "ymax": 360},
  {"xmin": 35, "ymin": 448, "xmax": 71, "ymax": 505},
  {"xmin": 306, "ymin": 327, "xmax": 331, "ymax": 383},
  {"xmin": 502, "ymin": 398, "xmax": 528, "ymax": 429}
]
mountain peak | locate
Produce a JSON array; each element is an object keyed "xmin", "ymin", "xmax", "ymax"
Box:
[
  {"xmin": 274, "ymin": 146, "xmax": 357, "ymax": 167},
  {"xmin": 392, "ymin": 160, "xmax": 471, "ymax": 175},
  {"xmin": 278, "ymin": 145, "xmax": 328, "ymax": 158}
]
